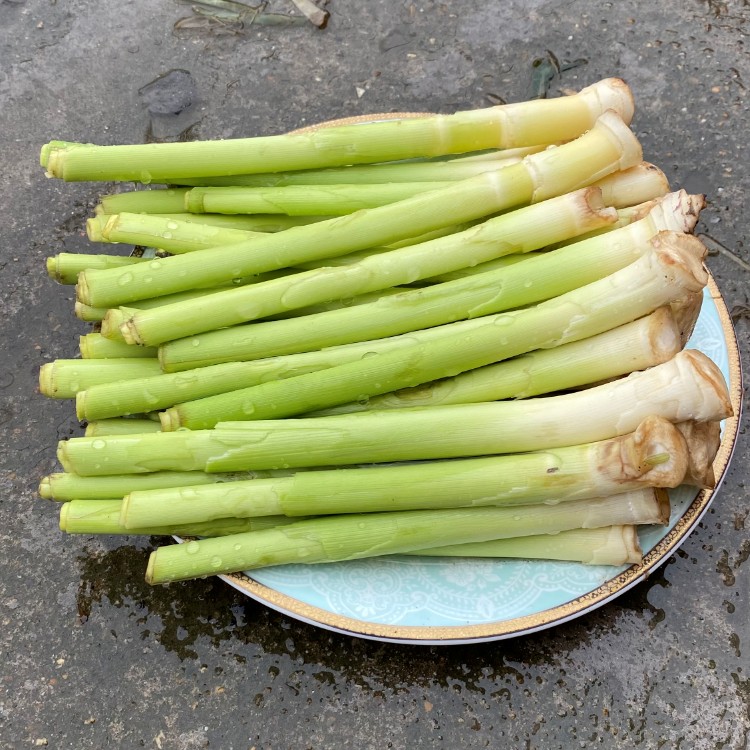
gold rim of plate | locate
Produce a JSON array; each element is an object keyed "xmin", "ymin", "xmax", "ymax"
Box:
[{"xmin": 206, "ymin": 273, "xmax": 742, "ymax": 643}]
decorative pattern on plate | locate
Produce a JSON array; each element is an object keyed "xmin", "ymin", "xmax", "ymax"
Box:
[{"xmin": 209, "ymin": 280, "xmax": 740, "ymax": 642}]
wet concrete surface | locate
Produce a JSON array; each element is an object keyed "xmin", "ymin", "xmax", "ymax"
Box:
[{"xmin": 1, "ymin": 0, "xmax": 748, "ymax": 747}]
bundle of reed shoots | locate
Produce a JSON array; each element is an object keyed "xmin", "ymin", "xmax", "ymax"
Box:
[{"xmin": 37, "ymin": 78, "xmax": 732, "ymax": 586}]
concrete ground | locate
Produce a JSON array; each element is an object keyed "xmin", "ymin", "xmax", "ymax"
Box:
[{"xmin": 1, "ymin": 0, "xmax": 748, "ymax": 747}]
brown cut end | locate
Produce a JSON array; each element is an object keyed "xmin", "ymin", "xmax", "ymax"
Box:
[
  {"xmin": 653, "ymin": 487, "xmax": 672, "ymax": 525},
  {"xmin": 675, "ymin": 420, "xmax": 722, "ymax": 488},
  {"xmin": 670, "ymin": 291, "xmax": 703, "ymax": 347},
  {"xmin": 596, "ymin": 415, "xmax": 688, "ymax": 488},
  {"xmin": 632, "ymin": 415, "xmax": 690, "ymax": 487},
  {"xmin": 675, "ymin": 349, "xmax": 734, "ymax": 421},
  {"xmin": 619, "ymin": 525, "xmax": 644, "ymax": 565},
  {"xmin": 648, "ymin": 190, "xmax": 706, "ymax": 234},
  {"xmin": 650, "ymin": 231, "xmax": 709, "ymax": 293}
]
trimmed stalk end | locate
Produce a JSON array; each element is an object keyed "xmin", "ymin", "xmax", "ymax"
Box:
[
  {"xmin": 75, "ymin": 392, "xmax": 87, "ymax": 422},
  {"xmin": 649, "ymin": 190, "xmax": 706, "ymax": 234},
  {"xmin": 671, "ymin": 291, "xmax": 704, "ymax": 347},
  {"xmin": 675, "ymin": 349, "xmax": 733, "ymax": 421},
  {"xmin": 119, "ymin": 317, "xmax": 142, "ymax": 346},
  {"xmin": 40, "ymin": 142, "xmax": 52, "ymax": 168},
  {"xmin": 632, "ymin": 415, "xmax": 690, "ymax": 488},
  {"xmin": 56, "ymin": 441, "xmax": 71, "ymax": 472},
  {"xmin": 76, "ymin": 272, "xmax": 93, "ymax": 306},
  {"xmin": 145, "ymin": 550, "xmax": 158, "ymax": 584},
  {"xmin": 580, "ymin": 78, "xmax": 635, "ymax": 125},
  {"xmin": 159, "ymin": 408, "xmax": 181, "ymax": 432},
  {"xmin": 587, "ymin": 525, "xmax": 643, "ymax": 566},
  {"xmin": 654, "ymin": 487, "xmax": 671, "ymax": 525},
  {"xmin": 46, "ymin": 256, "xmax": 60, "ymax": 282},
  {"xmin": 59, "ymin": 502, "xmax": 70, "ymax": 531},
  {"xmin": 45, "ymin": 148, "xmax": 64, "ymax": 179},
  {"xmin": 676, "ymin": 420, "xmax": 722, "ymax": 488},
  {"xmin": 101, "ymin": 309, "xmax": 127, "ymax": 341},
  {"xmin": 650, "ymin": 231, "xmax": 709, "ymax": 293},
  {"xmin": 39, "ymin": 364, "xmax": 55, "ymax": 397},
  {"xmin": 99, "ymin": 214, "xmax": 122, "ymax": 242},
  {"xmin": 594, "ymin": 110, "xmax": 643, "ymax": 172},
  {"xmin": 599, "ymin": 416, "xmax": 689, "ymax": 489},
  {"xmin": 39, "ymin": 476, "xmax": 53, "ymax": 499},
  {"xmin": 119, "ymin": 494, "xmax": 132, "ymax": 528},
  {"xmin": 86, "ymin": 217, "xmax": 105, "ymax": 242},
  {"xmin": 618, "ymin": 525, "xmax": 643, "ymax": 565},
  {"xmin": 78, "ymin": 335, "xmax": 91, "ymax": 359}
]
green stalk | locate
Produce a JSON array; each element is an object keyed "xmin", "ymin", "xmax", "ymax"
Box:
[
  {"xmin": 75, "ymin": 302, "xmax": 109, "ymax": 322},
  {"xmin": 77, "ymin": 285, "xmax": 238, "ymax": 324},
  {"xmin": 157, "ymin": 226, "xmax": 693, "ymax": 373},
  {"xmin": 77, "ymin": 111, "xmax": 642, "ymax": 309},
  {"xmin": 423, "ymin": 190, "xmax": 703, "ymax": 283},
  {"xmin": 102, "ymin": 212, "xmax": 331, "ymax": 231},
  {"xmin": 84, "ymin": 418, "xmax": 162, "ymax": 436},
  {"xmin": 45, "ymin": 78, "xmax": 634, "ymax": 182},
  {"xmin": 39, "ymin": 359, "xmax": 163, "ymax": 399},
  {"xmin": 47, "ymin": 254, "xmax": 145, "ymax": 285},
  {"xmin": 80, "ymin": 325, "xmax": 486, "ymax": 419},
  {"xmin": 97, "ymin": 213, "xmax": 468, "ymax": 270},
  {"xmin": 161, "ymin": 233, "xmax": 707, "ymax": 429},
  {"xmin": 183, "ymin": 182, "xmax": 454, "ymax": 216},
  {"xmin": 411, "ymin": 525, "xmax": 643, "ymax": 566},
  {"xmin": 39, "ymin": 469, "xmax": 291, "ymax": 501},
  {"xmin": 169, "ymin": 155, "xmax": 525, "ymax": 187},
  {"xmin": 120, "ymin": 416, "xmax": 688, "ymax": 528},
  {"xmin": 57, "ymin": 349, "xmax": 732, "ymax": 477},
  {"xmin": 79, "ymin": 333, "xmax": 157, "ymax": 359},
  {"xmin": 96, "ymin": 213, "xmax": 260, "ymax": 254},
  {"xmin": 60, "ymin": 499, "xmax": 303, "ymax": 536},
  {"xmin": 144, "ymin": 490, "xmax": 664, "ymax": 584},
  {"xmin": 98, "ymin": 189, "xmax": 189, "ymax": 214},
  {"xmin": 177, "ymin": 206, "xmax": 672, "ymax": 362},
  {"xmin": 124, "ymin": 181, "xmax": 622, "ymax": 347},
  {"xmin": 311, "ymin": 307, "xmax": 681, "ymax": 416}
]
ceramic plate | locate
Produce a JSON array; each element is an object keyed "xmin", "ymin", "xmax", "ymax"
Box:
[{"xmin": 203, "ymin": 275, "xmax": 741, "ymax": 644}]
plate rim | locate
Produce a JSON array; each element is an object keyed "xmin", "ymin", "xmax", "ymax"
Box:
[{"xmin": 205, "ymin": 273, "xmax": 742, "ymax": 644}]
